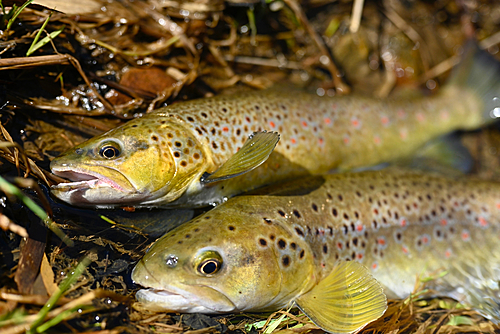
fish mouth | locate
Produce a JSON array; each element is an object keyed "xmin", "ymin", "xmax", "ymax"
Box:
[
  {"xmin": 135, "ymin": 286, "xmax": 237, "ymax": 314},
  {"xmin": 50, "ymin": 166, "xmax": 144, "ymax": 207},
  {"xmin": 51, "ymin": 167, "xmax": 128, "ymax": 191}
]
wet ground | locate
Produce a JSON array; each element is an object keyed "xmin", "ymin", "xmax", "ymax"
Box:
[{"xmin": 2, "ymin": 0, "xmax": 500, "ymax": 333}]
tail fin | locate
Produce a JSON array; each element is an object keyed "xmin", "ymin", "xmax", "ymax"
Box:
[{"xmin": 447, "ymin": 40, "xmax": 500, "ymax": 123}]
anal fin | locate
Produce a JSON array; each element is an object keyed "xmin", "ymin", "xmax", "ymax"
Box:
[
  {"xmin": 295, "ymin": 261, "xmax": 387, "ymax": 334},
  {"xmin": 201, "ymin": 131, "xmax": 280, "ymax": 183}
]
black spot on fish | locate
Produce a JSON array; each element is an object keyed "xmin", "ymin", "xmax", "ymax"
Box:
[
  {"xmin": 293, "ymin": 210, "xmax": 301, "ymax": 218},
  {"xmin": 228, "ymin": 226, "xmax": 235, "ymax": 231},
  {"xmin": 278, "ymin": 239, "xmax": 286, "ymax": 249},
  {"xmin": 312, "ymin": 203, "xmax": 318, "ymax": 212},
  {"xmin": 352, "ymin": 237, "xmax": 358, "ymax": 247},
  {"xmin": 332, "ymin": 208, "xmax": 338, "ymax": 217},
  {"xmin": 299, "ymin": 250, "xmax": 305, "ymax": 259},
  {"xmin": 278, "ymin": 210, "xmax": 286, "ymax": 217},
  {"xmin": 132, "ymin": 124, "xmax": 138, "ymax": 127},
  {"xmin": 269, "ymin": 234, "xmax": 275, "ymax": 241},
  {"xmin": 282, "ymin": 255, "xmax": 290, "ymax": 267},
  {"xmin": 187, "ymin": 116, "xmax": 195, "ymax": 122},
  {"xmin": 174, "ymin": 151, "xmax": 181, "ymax": 158},
  {"xmin": 290, "ymin": 242, "xmax": 297, "ymax": 250},
  {"xmin": 338, "ymin": 194, "xmax": 344, "ymax": 201},
  {"xmin": 259, "ymin": 238, "xmax": 267, "ymax": 247},
  {"xmin": 323, "ymin": 244, "xmax": 328, "ymax": 254},
  {"xmin": 295, "ymin": 227, "xmax": 304, "ymax": 237},
  {"xmin": 152, "ymin": 135, "xmax": 158, "ymax": 141},
  {"xmin": 343, "ymin": 213, "xmax": 349, "ymax": 220},
  {"xmin": 263, "ymin": 218, "xmax": 272, "ymax": 225}
]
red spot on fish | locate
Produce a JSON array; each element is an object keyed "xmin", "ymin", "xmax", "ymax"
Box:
[
  {"xmin": 371, "ymin": 263, "xmax": 378, "ymax": 270},
  {"xmin": 324, "ymin": 117, "xmax": 332, "ymax": 125},
  {"xmin": 337, "ymin": 242, "xmax": 343, "ymax": 250},
  {"xmin": 479, "ymin": 217, "xmax": 488, "ymax": 227},
  {"xmin": 321, "ymin": 263, "xmax": 326, "ymax": 268},
  {"xmin": 373, "ymin": 208, "xmax": 379, "ymax": 215},
  {"xmin": 461, "ymin": 230, "xmax": 470, "ymax": 241},
  {"xmin": 374, "ymin": 135, "xmax": 381, "ymax": 145},
  {"xmin": 440, "ymin": 219, "xmax": 448, "ymax": 226},
  {"xmin": 245, "ymin": 116, "xmax": 251, "ymax": 123},
  {"xmin": 301, "ymin": 121, "xmax": 308, "ymax": 127},
  {"xmin": 400, "ymin": 219, "xmax": 407, "ymax": 227},
  {"xmin": 351, "ymin": 117, "xmax": 360, "ymax": 129},
  {"xmin": 222, "ymin": 126, "xmax": 229, "ymax": 132},
  {"xmin": 416, "ymin": 113, "xmax": 425, "ymax": 122},
  {"xmin": 269, "ymin": 121, "xmax": 275, "ymax": 128},
  {"xmin": 496, "ymin": 202, "xmax": 500, "ymax": 209},
  {"xmin": 422, "ymin": 235, "xmax": 429, "ymax": 244},
  {"xmin": 318, "ymin": 137, "xmax": 324, "ymax": 145},
  {"xmin": 291, "ymin": 138, "xmax": 297, "ymax": 144},
  {"xmin": 356, "ymin": 224, "xmax": 363, "ymax": 232},
  {"xmin": 357, "ymin": 253, "xmax": 363, "ymax": 260},
  {"xmin": 397, "ymin": 109, "xmax": 406, "ymax": 119},
  {"xmin": 381, "ymin": 116, "xmax": 389, "ymax": 126},
  {"xmin": 343, "ymin": 136, "xmax": 350, "ymax": 145},
  {"xmin": 377, "ymin": 237, "xmax": 386, "ymax": 246},
  {"xmin": 402, "ymin": 245, "xmax": 409, "ymax": 254},
  {"xmin": 445, "ymin": 249, "xmax": 452, "ymax": 258}
]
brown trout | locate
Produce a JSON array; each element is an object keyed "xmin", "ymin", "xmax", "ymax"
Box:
[
  {"xmin": 51, "ymin": 44, "xmax": 500, "ymax": 208},
  {"xmin": 132, "ymin": 170, "xmax": 500, "ymax": 332}
]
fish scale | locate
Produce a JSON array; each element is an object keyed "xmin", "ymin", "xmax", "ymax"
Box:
[
  {"xmin": 132, "ymin": 169, "xmax": 500, "ymax": 330},
  {"xmin": 50, "ymin": 43, "xmax": 500, "ymax": 208}
]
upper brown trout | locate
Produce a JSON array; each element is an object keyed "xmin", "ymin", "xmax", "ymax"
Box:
[
  {"xmin": 132, "ymin": 170, "xmax": 500, "ymax": 332},
  {"xmin": 51, "ymin": 43, "xmax": 500, "ymax": 208}
]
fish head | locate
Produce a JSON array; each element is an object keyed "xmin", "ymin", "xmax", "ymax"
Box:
[
  {"xmin": 132, "ymin": 203, "xmax": 316, "ymax": 313},
  {"xmin": 50, "ymin": 115, "xmax": 207, "ymax": 208}
]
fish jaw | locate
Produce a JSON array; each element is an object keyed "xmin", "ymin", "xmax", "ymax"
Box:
[
  {"xmin": 50, "ymin": 165, "xmax": 149, "ymax": 208},
  {"xmin": 132, "ymin": 262, "xmax": 237, "ymax": 313},
  {"xmin": 134, "ymin": 287, "xmax": 237, "ymax": 314}
]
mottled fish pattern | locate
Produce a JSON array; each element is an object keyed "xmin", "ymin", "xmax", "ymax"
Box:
[
  {"xmin": 133, "ymin": 170, "xmax": 500, "ymax": 324},
  {"xmin": 51, "ymin": 43, "xmax": 500, "ymax": 208}
]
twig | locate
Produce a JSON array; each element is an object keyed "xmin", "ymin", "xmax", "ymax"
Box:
[
  {"xmin": 283, "ymin": 0, "xmax": 350, "ymax": 93},
  {"xmin": 349, "ymin": 0, "xmax": 365, "ymax": 33}
]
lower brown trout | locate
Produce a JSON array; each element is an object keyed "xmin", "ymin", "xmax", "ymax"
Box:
[
  {"xmin": 51, "ymin": 43, "xmax": 500, "ymax": 208},
  {"xmin": 132, "ymin": 170, "xmax": 500, "ymax": 332}
]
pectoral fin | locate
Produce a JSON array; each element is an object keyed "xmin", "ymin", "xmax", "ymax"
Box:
[
  {"xmin": 201, "ymin": 131, "xmax": 280, "ymax": 183},
  {"xmin": 295, "ymin": 261, "xmax": 387, "ymax": 334}
]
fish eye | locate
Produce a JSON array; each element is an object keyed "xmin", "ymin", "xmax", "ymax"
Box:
[
  {"xmin": 194, "ymin": 250, "xmax": 223, "ymax": 276},
  {"xmin": 99, "ymin": 142, "xmax": 121, "ymax": 159}
]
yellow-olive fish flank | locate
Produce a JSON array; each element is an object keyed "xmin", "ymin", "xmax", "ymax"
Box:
[
  {"xmin": 51, "ymin": 43, "xmax": 500, "ymax": 208},
  {"xmin": 132, "ymin": 170, "xmax": 500, "ymax": 332}
]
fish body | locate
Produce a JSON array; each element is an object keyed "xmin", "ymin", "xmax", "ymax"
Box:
[
  {"xmin": 51, "ymin": 44, "xmax": 500, "ymax": 208},
  {"xmin": 132, "ymin": 170, "xmax": 500, "ymax": 329}
]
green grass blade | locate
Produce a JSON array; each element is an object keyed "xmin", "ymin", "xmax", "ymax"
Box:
[
  {"xmin": 0, "ymin": 175, "xmax": 73, "ymax": 246},
  {"xmin": 6, "ymin": 0, "xmax": 33, "ymax": 30},
  {"xmin": 28, "ymin": 256, "xmax": 92, "ymax": 333}
]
